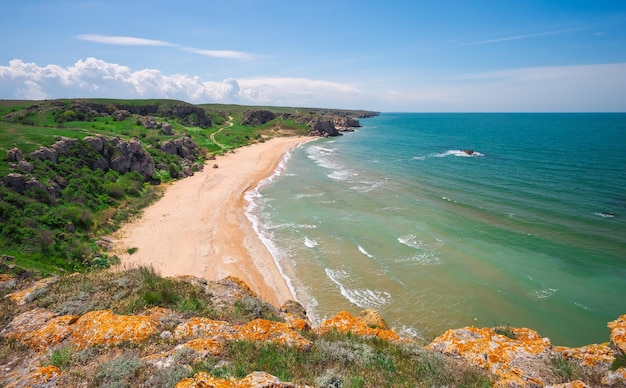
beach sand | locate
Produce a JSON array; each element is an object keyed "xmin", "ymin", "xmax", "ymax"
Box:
[{"xmin": 112, "ymin": 136, "xmax": 312, "ymax": 306}]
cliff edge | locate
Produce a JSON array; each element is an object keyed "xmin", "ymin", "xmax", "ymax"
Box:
[{"xmin": 1, "ymin": 270, "xmax": 624, "ymax": 387}]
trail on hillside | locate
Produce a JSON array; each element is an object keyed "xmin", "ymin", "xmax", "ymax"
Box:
[{"xmin": 210, "ymin": 116, "xmax": 233, "ymax": 150}]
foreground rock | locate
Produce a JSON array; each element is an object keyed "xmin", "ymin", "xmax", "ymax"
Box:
[
  {"xmin": 1, "ymin": 272, "xmax": 624, "ymax": 387},
  {"xmin": 427, "ymin": 315, "xmax": 626, "ymax": 387}
]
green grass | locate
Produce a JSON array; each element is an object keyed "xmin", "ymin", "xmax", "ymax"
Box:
[{"xmin": 199, "ymin": 333, "xmax": 493, "ymax": 387}]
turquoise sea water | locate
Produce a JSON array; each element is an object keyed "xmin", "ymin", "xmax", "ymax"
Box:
[{"xmin": 245, "ymin": 113, "xmax": 626, "ymax": 347}]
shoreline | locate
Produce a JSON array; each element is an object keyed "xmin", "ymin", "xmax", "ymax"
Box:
[{"xmin": 112, "ymin": 136, "xmax": 314, "ymax": 307}]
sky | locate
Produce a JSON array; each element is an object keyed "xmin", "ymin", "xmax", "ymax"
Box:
[{"xmin": 1, "ymin": 1, "xmax": 625, "ymax": 112}]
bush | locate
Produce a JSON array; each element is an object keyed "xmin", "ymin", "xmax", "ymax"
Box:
[
  {"xmin": 94, "ymin": 355, "xmax": 142, "ymax": 387},
  {"xmin": 48, "ymin": 346, "xmax": 74, "ymax": 369}
]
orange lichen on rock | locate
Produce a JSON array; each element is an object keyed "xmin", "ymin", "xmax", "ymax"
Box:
[
  {"xmin": 554, "ymin": 343, "xmax": 614, "ymax": 367},
  {"xmin": 5, "ymin": 276, "xmax": 58, "ymax": 305},
  {"xmin": 317, "ymin": 311, "xmax": 401, "ymax": 342},
  {"xmin": 0, "ymin": 273, "xmax": 14, "ymax": 282},
  {"xmin": 175, "ymin": 371, "xmax": 299, "ymax": 388},
  {"xmin": 68, "ymin": 309, "xmax": 161, "ymax": 350},
  {"xmin": 5, "ymin": 366, "xmax": 62, "ymax": 388},
  {"xmin": 181, "ymin": 338, "xmax": 224, "ymax": 355},
  {"xmin": 608, "ymin": 314, "xmax": 626, "ymax": 353},
  {"xmin": 427, "ymin": 326, "xmax": 551, "ymax": 387},
  {"xmin": 2, "ymin": 308, "xmax": 75, "ymax": 352},
  {"xmin": 236, "ymin": 319, "xmax": 313, "ymax": 349},
  {"xmin": 545, "ymin": 381, "xmax": 591, "ymax": 388},
  {"xmin": 602, "ymin": 367, "xmax": 626, "ymax": 386},
  {"xmin": 282, "ymin": 312, "xmax": 309, "ymax": 332},
  {"xmin": 23, "ymin": 314, "xmax": 78, "ymax": 351},
  {"xmin": 174, "ymin": 317, "xmax": 237, "ymax": 341}
]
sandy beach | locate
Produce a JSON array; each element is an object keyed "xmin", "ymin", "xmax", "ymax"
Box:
[{"xmin": 113, "ymin": 136, "xmax": 312, "ymax": 306}]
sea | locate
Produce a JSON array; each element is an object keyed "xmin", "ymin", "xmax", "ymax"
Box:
[{"xmin": 245, "ymin": 113, "xmax": 626, "ymax": 347}]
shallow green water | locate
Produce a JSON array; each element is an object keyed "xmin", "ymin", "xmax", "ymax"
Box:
[{"xmin": 246, "ymin": 113, "xmax": 626, "ymax": 346}]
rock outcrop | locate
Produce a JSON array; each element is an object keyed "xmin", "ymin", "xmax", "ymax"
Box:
[
  {"xmin": 160, "ymin": 135, "xmax": 199, "ymax": 162},
  {"xmin": 1, "ymin": 272, "xmax": 625, "ymax": 387},
  {"xmin": 308, "ymin": 120, "xmax": 341, "ymax": 137},
  {"xmin": 242, "ymin": 110, "xmax": 276, "ymax": 126},
  {"xmin": 427, "ymin": 315, "xmax": 626, "ymax": 387}
]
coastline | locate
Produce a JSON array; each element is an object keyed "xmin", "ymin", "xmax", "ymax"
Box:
[{"xmin": 112, "ymin": 136, "xmax": 313, "ymax": 306}]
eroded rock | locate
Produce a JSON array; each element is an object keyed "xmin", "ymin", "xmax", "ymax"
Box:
[{"xmin": 317, "ymin": 310, "xmax": 401, "ymax": 342}]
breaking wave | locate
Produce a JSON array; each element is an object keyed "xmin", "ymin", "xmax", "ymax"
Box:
[{"xmin": 325, "ymin": 268, "xmax": 391, "ymax": 309}]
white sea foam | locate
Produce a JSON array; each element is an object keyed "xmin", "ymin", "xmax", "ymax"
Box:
[
  {"xmin": 574, "ymin": 301, "xmax": 590, "ymax": 310},
  {"xmin": 304, "ymin": 237, "xmax": 318, "ymax": 248},
  {"xmin": 325, "ymin": 268, "xmax": 391, "ymax": 309},
  {"xmin": 529, "ymin": 287, "xmax": 558, "ymax": 299},
  {"xmin": 397, "ymin": 234, "xmax": 424, "ymax": 250},
  {"xmin": 244, "ymin": 146, "xmax": 305, "ymax": 304},
  {"xmin": 294, "ymin": 193, "xmax": 323, "ymax": 199},
  {"xmin": 434, "ymin": 150, "xmax": 485, "ymax": 158},
  {"xmin": 328, "ymin": 170, "xmax": 351, "ymax": 181},
  {"xmin": 358, "ymin": 245, "xmax": 375, "ymax": 259},
  {"xmin": 594, "ymin": 212, "xmax": 616, "ymax": 218},
  {"xmin": 397, "ymin": 253, "xmax": 441, "ymax": 265}
]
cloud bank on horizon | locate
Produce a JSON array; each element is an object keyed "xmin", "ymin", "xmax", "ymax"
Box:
[{"xmin": 1, "ymin": 1, "xmax": 625, "ymax": 112}]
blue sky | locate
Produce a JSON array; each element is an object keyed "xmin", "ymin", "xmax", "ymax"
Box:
[{"xmin": 1, "ymin": 1, "xmax": 625, "ymax": 111}]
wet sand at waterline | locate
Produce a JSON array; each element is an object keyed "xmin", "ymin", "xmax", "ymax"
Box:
[{"xmin": 113, "ymin": 136, "xmax": 312, "ymax": 306}]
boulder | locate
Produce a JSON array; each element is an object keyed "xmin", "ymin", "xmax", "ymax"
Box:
[
  {"xmin": 242, "ymin": 110, "xmax": 276, "ymax": 126},
  {"xmin": 161, "ymin": 123, "xmax": 173, "ymax": 135},
  {"xmin": 140, "ymin": 116, "xmax": 158, "ymax": 129},
  {"xmin": 112, "ymin": 109, "xmax": 131, "ymax": 121},
  {"xmin": 50, "ymin": 137, "xmax": 79, "ymax": 156},
  {"xmin": 83, "ymin": 135, "xmax": 105, "ymax": 153},
  {"xmin": 3, "ymin": 173, "xmax": 27, "ymax": 193},
  {"xmin": 609, "ymin": 314, "xmax": 626, "ymax": 353},
  {"xmin": 29, "ymin": 146, "xmax": 57, "ymax": 162},
  {"xmin": 160, "ymin": 135, "xmax": 199, "ymax": 161},
  {"xmin": 9, "ymin": 160, "xmax": 33, "ymax": 173},
  {"xmin": 107, "ymin": 138, "xmax": 155, "ymax": 178},
  {"xmin": 7, "ymin": 147, "xmax": 23, "ymax": 162},
  {"xmin": 309, "ymin": 120, "xmax": 341, "ymax": 137},
  {"xmin": 317, "ymin": 310, "xmax": 401, "ymax": 342}
]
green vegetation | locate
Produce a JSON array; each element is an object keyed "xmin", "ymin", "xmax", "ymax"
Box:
[
  {"xmin": 548, "ymin": 354, "xmax": 581, "ymax": 383},
  {"xmin": 0, "ymin": 98, "xmax": 374, "ymax": 276},
  {"xmin": 612, "ymin": 352, "xmax": 626, "ymax": 371},
  {"xmin": 493, "ymin": 324, "xmax": 518, "ymax": 340},
  {"xmin": 48, "ymin": 346, "xmax": 75, "ymax": 369},
  {"xmin": 200, "ymin": 335, "xmax": 492, "ymax": 387}
]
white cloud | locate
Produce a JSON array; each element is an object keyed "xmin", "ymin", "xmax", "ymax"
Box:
[
  {"xmin": 183, "ymin": 48, "xmax": 259, "ymax": 61},
  {"xmin": 1, "ymin": 58, "xmax": 624, "ymax": 111},
  {"xmin": 76, "ymin": 34, "xmax": 175, "ymax": 46},
  {"xmin": 0, "ymin": 58, "xmax": 363, "ymax": 107},
  {"xmin": 460, "ymin": 28, "xmax": 583, "ymax": 46},
  {"xmin": 380, "ymin": 63, "xmax": 626, "ymax": 111}
]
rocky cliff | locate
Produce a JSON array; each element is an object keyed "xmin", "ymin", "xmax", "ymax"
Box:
[{"xmin": 0, "ymin": 270, "xmax": 624, "ymax": 387}]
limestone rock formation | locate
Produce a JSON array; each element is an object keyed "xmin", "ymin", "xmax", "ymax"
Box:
[
  {"xmin": 308, "ymin": 120, "xmax": 341, "ymax": 137},
  {"xmin": 160, "ymin": 135, "xmax": 199, "ymax": 162},
  {"xmin": 112, "ymin": 109, "xmax": 131, "ymax": 121},
  {"xmin": 317, "ymin": 310, "xmax": 401, "ymax": 342},
  {"xmin": 242, "ymin": 110, "xmax": 276, "ymax": 126}
]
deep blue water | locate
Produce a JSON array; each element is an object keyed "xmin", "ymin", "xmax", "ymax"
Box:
[{"xmin": 246, "ymin": 113, "xmax": 626, "ymax": 346}]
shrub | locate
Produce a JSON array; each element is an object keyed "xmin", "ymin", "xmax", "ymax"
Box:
[
  {"xmin": 493, "ymin": 324, "xmax": 517, "ymax": 340},
  {"xmin": 612, "ymin": 352, "xmax": 626, "ymax": 371},
  {"xmin": 48, "ymin": 346, "xmax": 74, "ymax": 369},
  {"xmin": 94, "ymin": 355, "xmax": 142, "ymax": 387},
  {"xmin": 548, "ymin": 354, "xmax": 580, "ymax": 383}
]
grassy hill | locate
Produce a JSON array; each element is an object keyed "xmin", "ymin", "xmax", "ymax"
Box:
[{"xmin": 0, "ymin": 98, "xmax": 372, "ymax": 276}]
